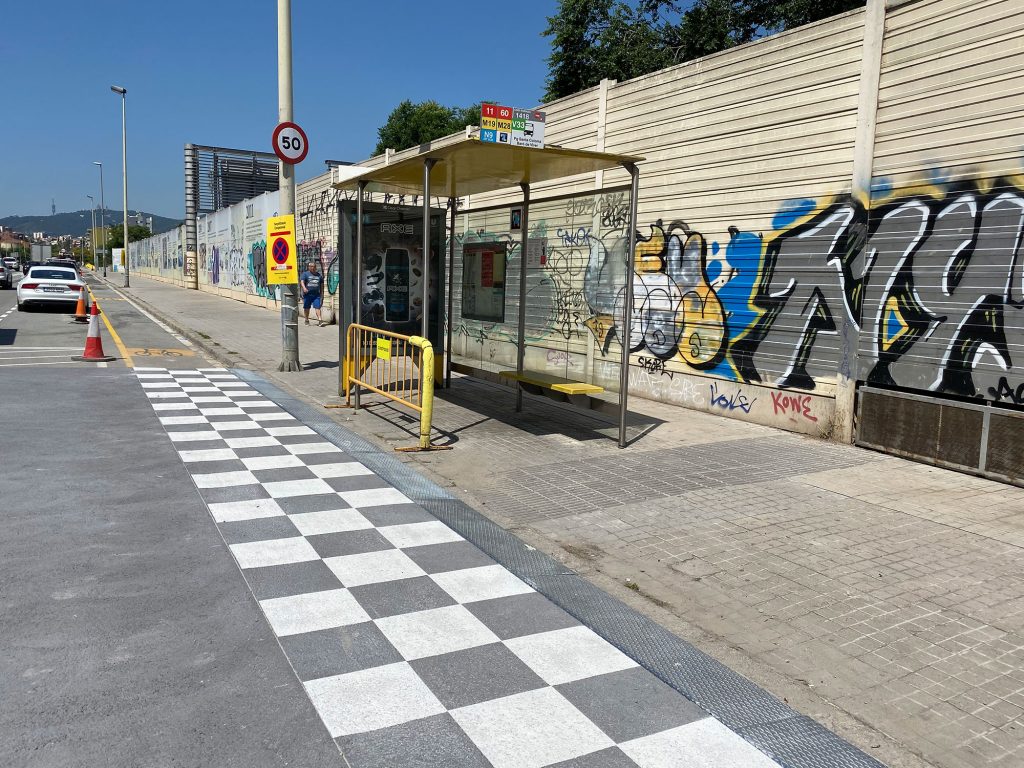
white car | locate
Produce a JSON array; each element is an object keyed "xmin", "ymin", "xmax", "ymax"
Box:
[{"xmin": 17, "ymin": 266, "xmax": 86, "ymax": 311}]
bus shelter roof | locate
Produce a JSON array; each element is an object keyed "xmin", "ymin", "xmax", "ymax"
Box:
[{"xmin": 332, "ymin": 136, "xmax": 643, "ymax": 198}]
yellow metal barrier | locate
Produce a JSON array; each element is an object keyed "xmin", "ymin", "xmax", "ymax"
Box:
[{"xmin": 343, "ymin": 323, "xmax": 451, "ymax": 452}]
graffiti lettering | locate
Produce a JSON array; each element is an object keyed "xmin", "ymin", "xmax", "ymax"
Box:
[
  {"xmin": 557, "ymin": 227, "xmax": 592, "ymax": 248},
  {"xmin": 988, "ymin": 377, "xmax": 1024, "ymax": 405},
  {"xmin": 770, "ymin": 391, "xmax": 818, "ymax": 422},
  {"xmin": 709, "ymin": 382, "xmax": 756, "ymax": 413},
  {"xmin": 638, "ymin": 355, "xmax": 673, "ymax": 379}
]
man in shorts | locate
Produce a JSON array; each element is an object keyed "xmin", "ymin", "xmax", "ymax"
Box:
[{"xmin": 300, "ymin": 260, "xmax": 324, "ymax": 326}]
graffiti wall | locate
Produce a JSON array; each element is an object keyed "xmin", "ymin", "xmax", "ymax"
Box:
[{"xmin": 130, "ymin": 225, "xmax": 186, "ymax": 285}]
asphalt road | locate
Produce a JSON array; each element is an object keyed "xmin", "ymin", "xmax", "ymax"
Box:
[{"xmin": 0, "ymin": 273, "xmax": 344, "ymax": 767}]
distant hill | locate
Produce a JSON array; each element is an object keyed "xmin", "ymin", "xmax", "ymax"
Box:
[{"xmin": 0, "ymin": 210, "xmax": 181, "ymax": 238}]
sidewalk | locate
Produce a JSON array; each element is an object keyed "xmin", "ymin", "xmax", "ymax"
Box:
[{"xmin": 112, "ymin": 275, "xmax": 1024, "ymax": 768}]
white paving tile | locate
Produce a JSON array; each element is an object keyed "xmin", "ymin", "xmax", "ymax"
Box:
[
  {"xmin": 213, "ymin": 423, "xmax": 266, "ymax": 434},
  {"xmin": 289, "ymin": 508, "xmax": 373, "ymax": 536},
  {"xmin": 305, "ymin": 662, "xmax": 445, "ymax": 738},
  {"xmin": 238, "ymin": 400, "xmax": 281, "ymax": 409},
  {"xmin": 134, "ymin": 366, "xmax": 168, "ymax": 371},
  {"xmin": 191, "ymin": 470, "xmax": 258, "ymax": 488},
  {"xmin": 135, "ymin": 372, "xmax": 173, "ymax": 378},
  {"xmin": 167, "ymin": 430, "xmax": 221, "ymax": 442},
  {"xmin": 259, "ymin": 588, "xmax": 370, "ymax": 637},
  {"xmin": 250, "ymin": 412, "xmax": 296, "ymax": 422},
  {"xmin": 190, "ymin": 396, "xmax": 234, "ymax": 404},
  {"xmin": 174, "ymin": 377, "xmax": 209, "ymax": 383},
  {"xmin": 146, "ymin": 391, "xmax": 191, "ymax": 399},
  {"xmin": 199, "ymin": 407, "xmax": 247, "ymax": 417},
  {"xmin": 182, "ymin": 386, "xmax": 221, "ymax": 393},
  {"xmin": 263, "ymin": 478, "xmax": 336, "ymax": 498},
  {"xmin": 324, "ymin": 549, "xmax": 425, "ymax": 588},
  {"xmin": 451, "ymin": 687, "xmax": 613, "ymax": 768},
  {"xmin": 338, "ymin": 487, "xmax": 411, "ymax": 508},
  {"xmin": 207, "ymin": 498, "xmax": 285, "ymax": 523},
  {"xmin": 224, "ymin": 435, "xmax": 281, "ymax": 448},
  {"xmin": 240, "ymin": 454, "xmax": 305, "ymax": 471},
  {"xmin": 430, "ymin": 564, "xmax": 533, "ymax": 604},
  {"xmin": 152, "ymin": 402, "xmax": 199, "ymax": 411},
  {"xmin": 229, "ymin": 536, "xmax": 319, "ymax": 568},
  {"xmin": 140, "ymin": 382, "xmax": 181, "ymax": 389},
  {"xmin": 214, "ymin": 381, "xmax": 249, "ymax": 388},
  {"xmin": 159, "ymin": 415, "xmax": 208, "ymax": 425},
  {"xmin": 620, "ymin": 719, "xmax": 781, "ymax": 768},
  {"xmin": 504, "ymin": 626, "xmax": 637, "ymax": 686},
  {"xmin": 177, "ymin": 448, "xmax": 238, "ymax": 463},
  {"xmin": 375, "ymin": 604, "xmax": 499, "ymax": 661},
  {"xmin": 378, "ymin": 521, "xmax": 463, "ymax": 549},
  {"xmin": 265, "ymin": 426, "xmax": 316, "ymax": 437},
  {"xmin": 285, "ymin": 441, "xmax": 342, "ymax": 455},
  {"xmin": 225, "ymin": 391, "xmax": 262, "ymax": 398},
  {"xmin": 308, "ymin": 462, "xmax": 373, "ymax": 479}
]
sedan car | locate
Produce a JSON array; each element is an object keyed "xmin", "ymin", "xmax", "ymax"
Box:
[
  {"xmin": 17, "ymin": 266, "xmax": 86, "ymax": 311},
  {"xmin": 2, "ymin": 257, "xmax": 17, "ymax": 270},
  {"xmin": 0, "ymin": 262, "xmax": 12, "ymax": 289},
  {"xmin": 23, "ymin": 260, "xmax": 41, "ymax": 275}
]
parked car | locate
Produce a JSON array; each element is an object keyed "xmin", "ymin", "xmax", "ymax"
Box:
[
  {"xmin": 17, "ymin": 266, "xmax": 85, "ymax": 311},
  {"xmin": 23, "ymin": 260, "xmax": 42, "ymax": 275},
  {"xmin": 2, "ymin": 257, "xmax": 17, "ymax": 270},
  {"xmin": 46, "ymin": 258, "xmax": 80, "ymax": 274},
  {"xmin": 0, "ymin": 261, "xmax": 12, "ymax": 289}
]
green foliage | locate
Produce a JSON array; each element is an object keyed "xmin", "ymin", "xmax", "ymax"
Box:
[
  {"xmin": 106, "ymin": 223, "xmax": 151, "ymax": 249},
  {"xmin": 543, "ymin": 0, "xmax": 867, "ymax": 101},
  {"xmin": 374, "ymin": 100, "xmax": 482, "ymax": 155}
]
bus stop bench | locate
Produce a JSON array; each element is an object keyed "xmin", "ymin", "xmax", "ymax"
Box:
[{"xmin": 498, "ymin": 370, "xmax": 604, "ymax": 396}]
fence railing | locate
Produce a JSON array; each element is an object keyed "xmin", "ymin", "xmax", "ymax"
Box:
[{"xmin": 343, "ymin": 323, "xmax": 449, "ymax": 452}]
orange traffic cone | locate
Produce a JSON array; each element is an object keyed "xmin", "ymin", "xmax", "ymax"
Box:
[
  {"xmin": 72, "ymin": 302, "xmax": 116, "ymax": 362},
  {"xmin": 73, "ymin": 287, "xmax": 89, "ymax": 323}
]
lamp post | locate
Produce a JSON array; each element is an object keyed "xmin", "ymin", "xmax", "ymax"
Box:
[
  {"xmin": 93, "ymin": 161, "xmax": 106, "ymax": 276},
  {"xmin": 111, "ymin": 85, "xmax": 129, "ymax": 287},
  {"xmin": 86, "ymin": 195, "xmax": 97, "ymax": 268}
]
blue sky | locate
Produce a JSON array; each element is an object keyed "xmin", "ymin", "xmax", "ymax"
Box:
[{"xmin": 1, "ymin": 0, "xmax": 560, "ymax": 219}]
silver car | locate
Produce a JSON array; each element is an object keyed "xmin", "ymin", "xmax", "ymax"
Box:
[
  {"xmin": 17, "ymin": 266, "xmax": 86, "ymax": 311},
  {"xmin": 0, "ymin": 261, "xmax": 11, "ymax": 289}
]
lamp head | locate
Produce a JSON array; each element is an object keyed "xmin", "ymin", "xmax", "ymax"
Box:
[
  {"xmin": 110, "ymin": 85, "xmax": 126, "ymax": 95},
  {"xmin": 93, "ymin": 161, "xmax": 102, "ymax": 167}
]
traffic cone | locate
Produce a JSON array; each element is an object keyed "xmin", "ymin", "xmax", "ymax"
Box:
[
  {"xmin": 73, "ymin": 288, "xmax": 89, "ymax": 323},
  {"xmin": 72, "ymin": 302, "xmax": 116, "ymax": 362}
]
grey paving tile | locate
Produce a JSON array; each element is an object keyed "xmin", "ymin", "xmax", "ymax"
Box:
[
  {"xmin": 218, "ymin": 515, "xmax": 302, "ymax": 545},
  {"xmin": 325, "ymin": 474, "xmax": 391, "ymax": 493},
  {"xmin": 198, "ymin": 484, "xmax": 268, "ymax": 504},
  {"xmin": 466, "ymin": 592, "xmax": 581, "ymax": 640},
  {"xmin": 359, "ymin": 503, "xmax": 438, "ymax": 527},
  {"xmin": 337, "ymin": 712, "xmax": 490, "ymax": 768},
  {"xmin": 251, "ymin": 466, "xmax": 318, "ymax": 484},
  {"xmin": 232, "ymin": 445, "xmax": 291, "ymax": 459},
  {"xmin": 280, "ymin": 622, "xmax": 402, "ymax": 681},
  {"xmin": 403, "ymin": 540, "xmax": 497, "ymax": 574},
  {"xmin": 557, "ymin": 667, "xmax": 707, "ymax": 742},
  {"xmin": 182, "ymin": 459, "xmax": 246, "ymax": 475},
  {"xmin": 244, "ymin": 559, "xmax": 343, "ymax": 600},
  {"xmin": 306, "ymin": 529, "xmax": 394, "ymax": 558},
  {"xmin": 350, "ymin": 576, "xmax": 456, "ymax": 619},
  {"xmin": 300, "ymin": 450, "xmax": 359, "ymax": 465},
  {"xmin": 546, "ymin": 747, "xmax": 642, "ymax": 767},
  {"xmin": 276, "ymin": 493, "xmax": 353, "ymax": 515},
  {"xmin": 411, "ymin": 642, "xmax": 546, "ymax": 709}
]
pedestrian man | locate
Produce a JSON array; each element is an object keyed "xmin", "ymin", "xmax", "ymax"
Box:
[{"xmin": 300, "ymin": 260, "xmax": 324, "ymax": 326}]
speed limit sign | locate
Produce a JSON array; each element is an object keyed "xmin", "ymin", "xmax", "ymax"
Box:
[{"xmin": 272, "ymin": 121, "xmax": 309, "ymax": 165}]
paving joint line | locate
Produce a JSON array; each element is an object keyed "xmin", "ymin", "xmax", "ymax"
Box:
[{"xmin": 234, "ymin": 366, "xmax": 888, "ymax": 768}]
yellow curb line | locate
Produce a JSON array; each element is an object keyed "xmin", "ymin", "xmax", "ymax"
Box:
[{"xmin": 87, "ymin": 288, "xmax": 134, "ymax": 368}]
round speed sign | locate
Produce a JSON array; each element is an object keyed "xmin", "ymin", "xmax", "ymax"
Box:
[{"xmin": 272, "ymin": 121, "xmax": 309, "ymax": 165}]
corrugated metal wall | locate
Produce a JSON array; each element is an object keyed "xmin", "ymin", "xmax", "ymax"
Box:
[{"xmin": 860, "ymin": 0, "xmax": 1024, "ymax": 407}]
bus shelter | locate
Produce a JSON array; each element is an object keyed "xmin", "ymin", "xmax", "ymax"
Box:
[{"xmin": 333, "ymin": 136, "xmax": 643, "ymax": 447}]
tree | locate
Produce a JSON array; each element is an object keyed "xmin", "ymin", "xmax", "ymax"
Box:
[
  {"xmin": 106, "ymin": 223, "xmax": 151, "ymax": 249},
  {"xmin": 542, "ymin": 0, "xmax": 867, "ymax": 101},
  {"xmin": 374, "ymin": 100, "xmax": 482, "ymax": 155}
]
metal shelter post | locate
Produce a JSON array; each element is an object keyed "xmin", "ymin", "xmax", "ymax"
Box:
[
  {"xmin": 336, "ymin": 199, "xmax": 345, "ymax": 396},
  {"xmin": 353, "ymin": 180, "xmax": 367, "ymax": 410},
  {"xmin": 446, "ymin": 198, "xmax": 456, "ymax": 389},
  {"xmin": 422, "ymin": 159, "xmax": 437, "ymax": 338},
  {"xmin": 618, "ymin": 163, "xmax": 640, "ymax": 448},
  {"xmin": 515, "ymin": 182, "xmax": 530, "ymax": 413}
]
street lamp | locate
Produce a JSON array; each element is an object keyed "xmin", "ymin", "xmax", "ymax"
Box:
[
  {"xmin": 86, "ymin": 194, "xmax": 97, "ymax": 268},
  {"xmin": 111, "ymin": 85, "xmax": 129, "ymax": 288},
  {"xmin": 93, "ymin": 161, "xmax": 106, "ymax": 277}
]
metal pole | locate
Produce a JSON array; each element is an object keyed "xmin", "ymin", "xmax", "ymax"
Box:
[
  {"xmin": 94, "ymin": 162, "xmax": 106, "ymax": 277},
  {"xmin": 422, "ymin": 159, "xmax": 436, "ymax": 339},
  {"xmin": 353, "ymin": 180, "xmax": 366, "ymax": 410},
  {"xmin": 110, "ymin": 87, "xmax": 129, "ymax": 287},
  {"xmin": 445, "ymin": 198, "xmax": 455, "ymax": 389},
  {"xmin": 618, "ymin": 164, "xmax": 640, "ymax": 448},
  {"xmin": 276, "ymin": 0, "xmax": 301, "ymax": 371},
  {"xmin": 515, "ymin": 183, "xmax": 530, "ymax": 412},
  {"xmin": 87, "ymin": 196, "xmax": 96, "ymax": 268}
]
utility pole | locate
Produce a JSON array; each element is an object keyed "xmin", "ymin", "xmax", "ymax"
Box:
[
  {"xmin": 94, "ymin": 162, "xmax": 106, "ymax": 277},
  {"xmin": 277, "ymin": 0, "xmax": 301, "ymax": 371},
  {"xmin": 87, "ymin": 195, "xmax": 96, "ymax": 267}
]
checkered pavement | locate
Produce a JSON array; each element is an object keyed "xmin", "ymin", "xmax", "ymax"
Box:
[{"xmin": 136, "ymin": 366, "xmax": 784, "ymax": 768}]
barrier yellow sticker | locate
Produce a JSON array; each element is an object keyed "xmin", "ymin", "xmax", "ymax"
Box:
[
  {"xmin": 376, "ymin": 337, "xmax": 392, "ymax": 360},
  {"xmin": 266, "ymin": 214, "xmax": 298, "ymax": 285}
]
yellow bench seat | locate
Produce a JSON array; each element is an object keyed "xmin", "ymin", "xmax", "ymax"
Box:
[{"xmin": 499, "ymin": 370, "xmax": 604, "ymax": 396}]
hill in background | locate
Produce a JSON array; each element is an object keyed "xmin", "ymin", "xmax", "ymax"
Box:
[{"xmin": 0, "ymin": 210, "xmax": 181, "ymax": 238}]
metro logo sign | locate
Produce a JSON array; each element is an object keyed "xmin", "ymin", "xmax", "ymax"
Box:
[{"xmin": 479, "ymin": 103, "xmax": 546, "ymax": 149}]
